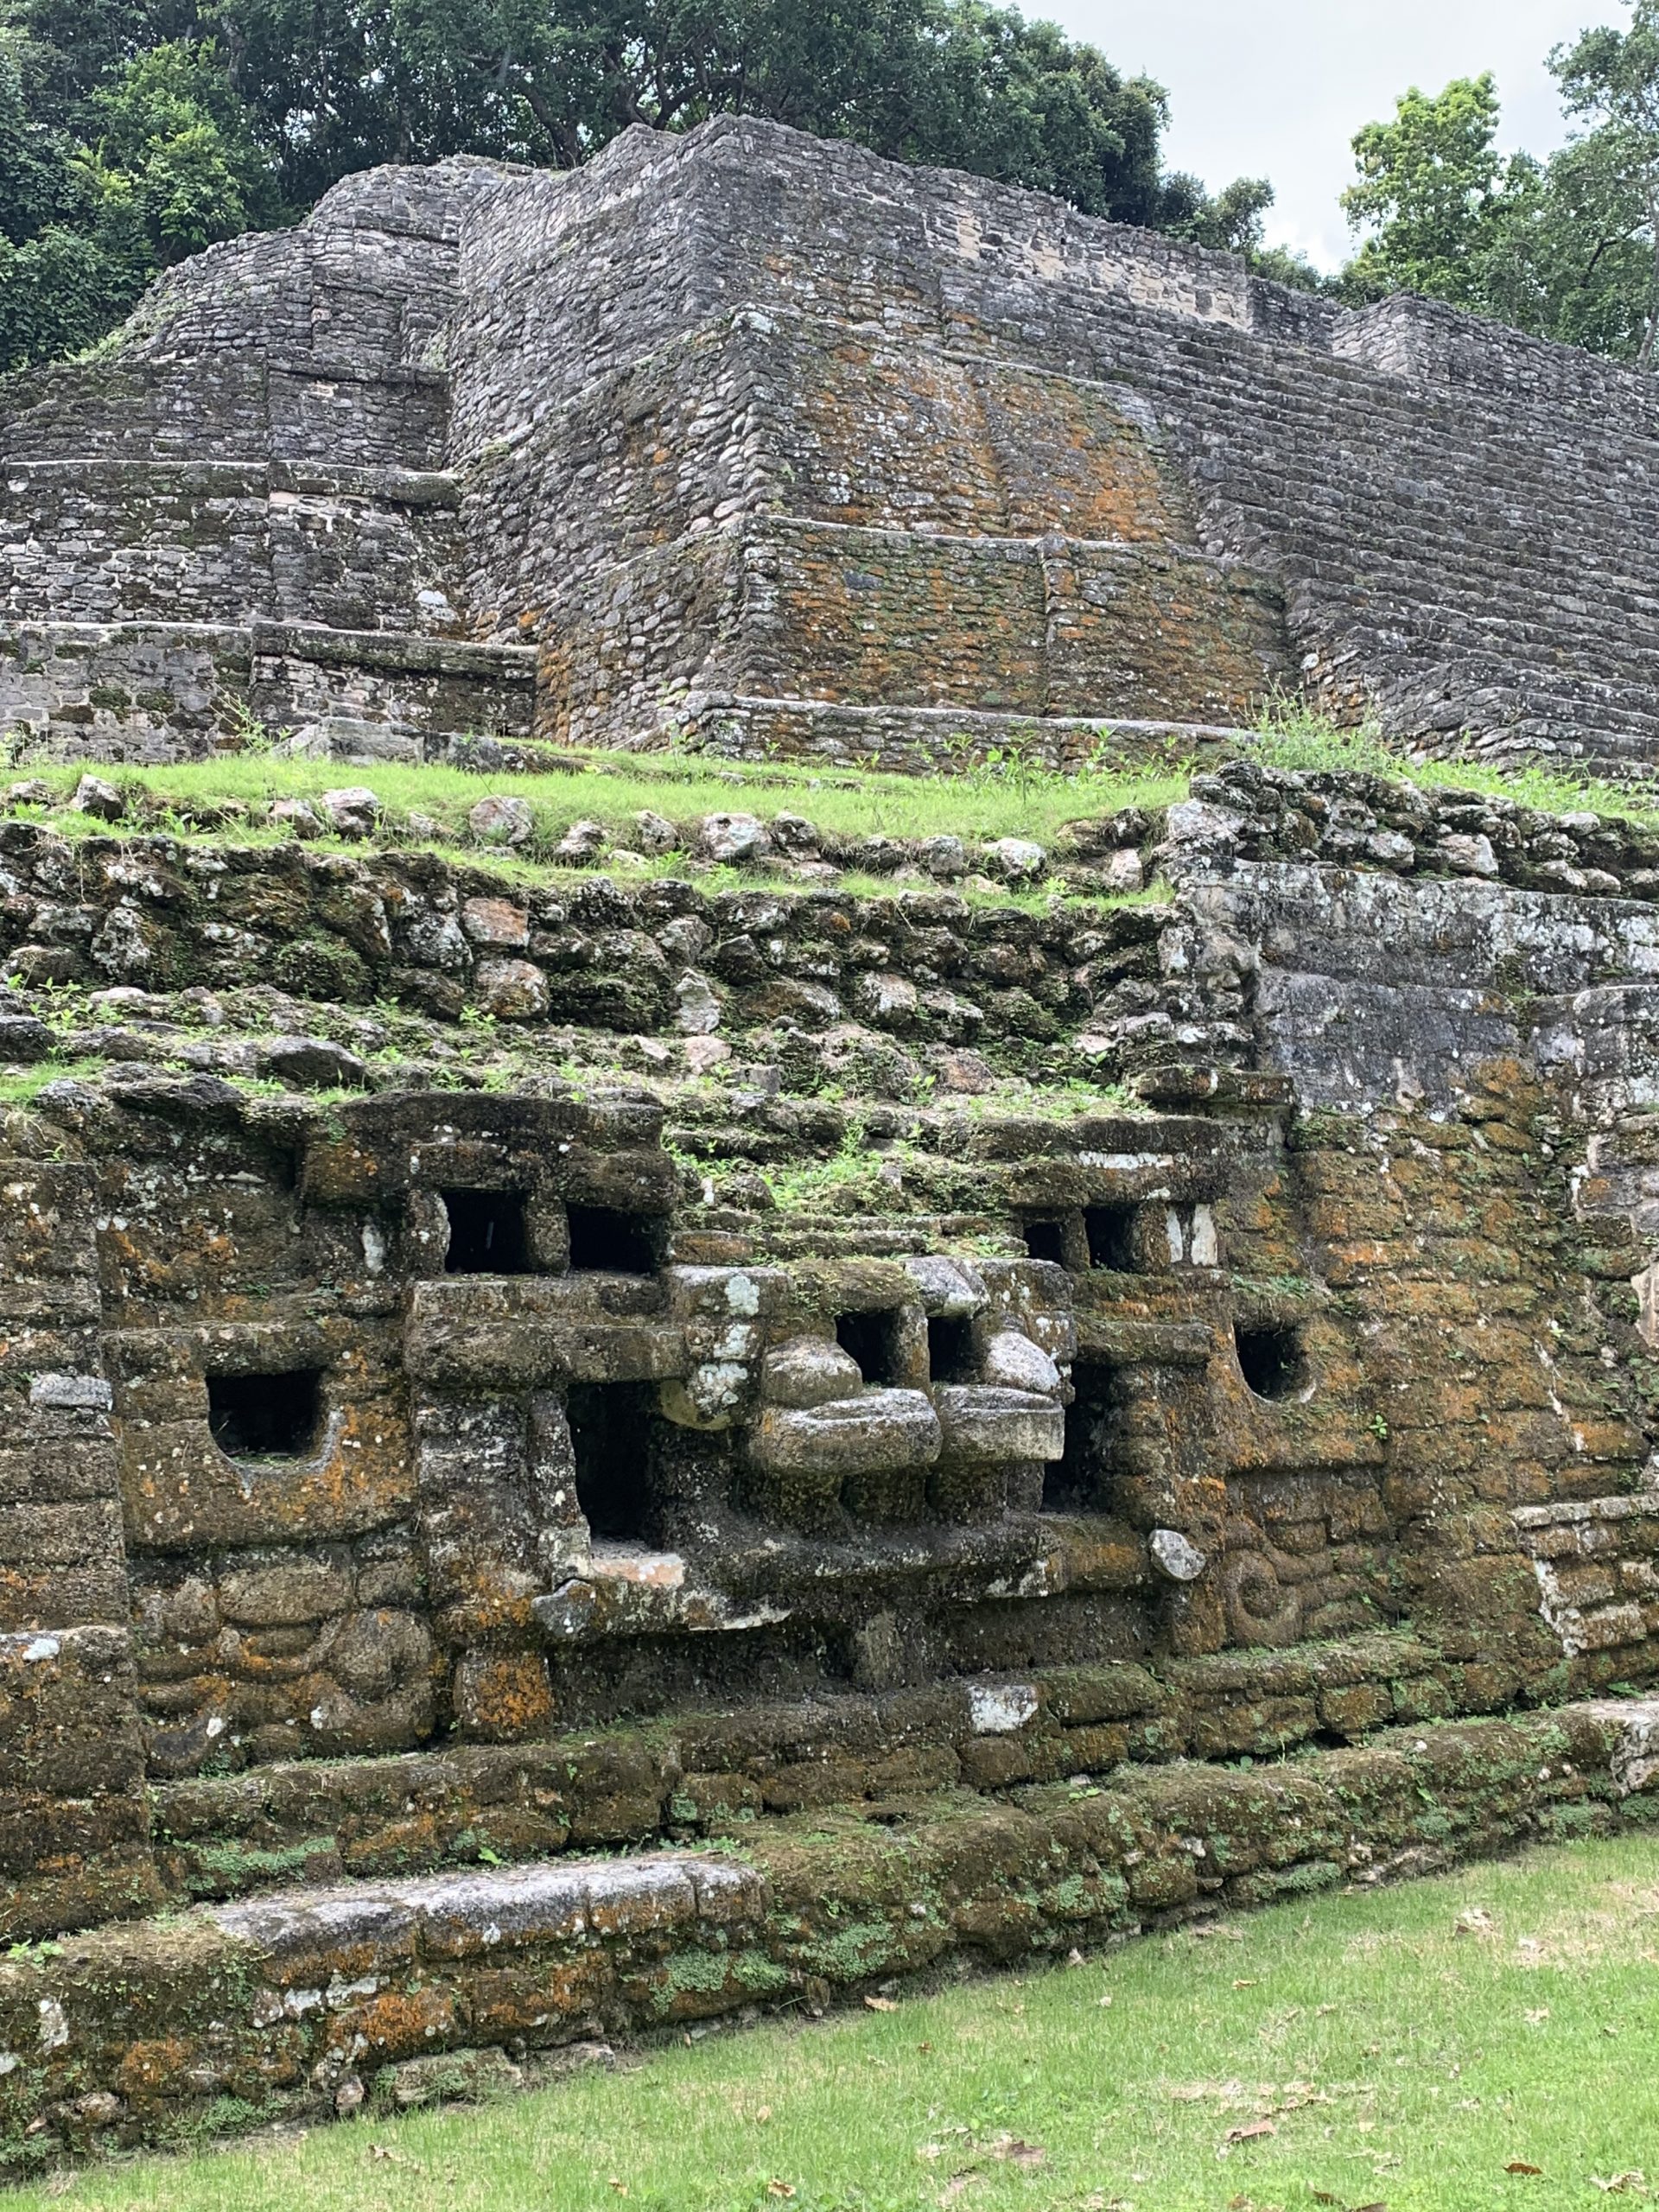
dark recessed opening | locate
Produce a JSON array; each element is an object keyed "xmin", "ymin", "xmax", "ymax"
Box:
[
  {"xmin": 927, "ymin": 1315, "xmax": 976, "ymax": 1383},
  {"xmin": 442, "ymin": 1187, "xmax": 529, "ymax": 1274},
  {"xmin": 1022, "ymin": 1218, "xmax": 1067, "ymax": 1267},
  {"xmin": 1236, "ymin": 1323, "xmax": 1306, "ymax": 1402},
  {"xmin": 569, "ymin": 1381, "xmax": 654, "ymax": 1542},
  {"xmin": 207, "ymin": 1370, "xmax": 323, "ymax": 1460},
  {"xmin": 836, "ymin": 1309, "xmax": 902, "ymax": 1386},
  {"xmin": 1046, "ymin": 1359, "xmax": 1115, "ymax": 1511},
  {"xmin": 567, "ymin": 1205, "xmax": 660, "ymax": 1275},
  {"xmin": 1084, "ymin": 1204, "xmax": 1138, "ymax": 1271}
]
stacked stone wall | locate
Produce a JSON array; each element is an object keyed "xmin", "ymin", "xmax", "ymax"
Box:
[
  {"xmin": 443, "ymin": 116, "xmax": 1659, "ymax": 770},
  {"xmin": 10, "ymin": 118, "xmax": 1659, "ymax": 2160},
  {"xmin": 3, "ymin": 766, "xmax": 1659, "ymax": 2140},
  {"xmin": 10, "ymin": 118, "xmax": 1659, "ymax": 766}
]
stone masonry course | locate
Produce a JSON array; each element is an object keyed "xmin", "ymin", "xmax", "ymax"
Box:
[{"xmin": 4, "ymin": 118, "xmax": 1659, "ymax": 2169}]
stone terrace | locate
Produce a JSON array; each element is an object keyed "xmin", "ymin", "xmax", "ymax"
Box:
[
  {"xmin": 4, "ymin": 118, "xmax": 1659, "ymax": 2171},
  {"xmin": 8, "ymin": 119, "xmax": 1659, "ymax": 772}
]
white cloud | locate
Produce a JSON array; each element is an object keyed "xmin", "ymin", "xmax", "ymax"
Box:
[{"xmin": 1052, "ymin": 0, "xmax": 1615, "ymax": 268}]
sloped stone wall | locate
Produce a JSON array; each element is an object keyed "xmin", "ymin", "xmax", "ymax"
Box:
[
  {"xmin": 10, "ymin": 117, "xmax": 1659, "ymax": 766},
  {"xmin": 446, "ymin": 117, "xmax": 1659, "ymax": 769}
]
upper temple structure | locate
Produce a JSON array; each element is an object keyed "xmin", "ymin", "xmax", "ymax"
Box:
[
  {"xmin": 6, "ymin": 115, "xmax": 1659, "ymax": 2169},
  {"xmin": 8, "ymin": 112, "xmax": 1659, "ymax": 774}
]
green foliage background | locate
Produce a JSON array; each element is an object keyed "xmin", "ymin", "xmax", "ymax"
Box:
[
  {"xmin": 0, "ymin": 0, "xmax": 1301, "ymax": 373},
  {"xmin": 1338, "ymin": 3, "xmax": 1659, "ymax": 366},
  {"xmin": 6, "ymin": 0, "xmax": 1659, "ymax": 383}
]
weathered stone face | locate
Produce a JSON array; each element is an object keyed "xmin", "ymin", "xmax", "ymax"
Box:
[
  {"xmin": 1, "ymin": 797, "xmax": 1658, "ymax": 2153},
  {"xmin": 8, "ymin": 115, "xmax": 1659, "ymax": 2166},
  {"xmin": 7, "ymin": 118, "xmax": 1659, "ymax": 769}
]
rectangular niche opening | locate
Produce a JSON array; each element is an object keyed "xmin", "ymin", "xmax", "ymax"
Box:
[
  {"xmin": 442, "ymin": 1187, "xmax": 530, "ymax": 1274},
  {"xmin": 569, "ymin": 1381, "xmax": 655, "ymax": 1543},
  {"xmin": 567, "ymin": 1205, "xmax": 661, "ymax": 1276},
  {"xmin": 1022, "ymin": 1218, "xmax": 1067, "ymax": 1266},
  {"xmin": 1084, "ymin": 1204, "xmax": 1137, "ymax": 1271},
  {"xmin": 207, "ymin": 1370, "xmax": 323, "ymax": 1461},
  {"xmin": 836, "ymin": 1309, "xmax": 902, "ymax": 1386},
  {"xmin": 1236, "ymin": 1322, "xmax": 1307, "ymax": 1402},
  {"xmin": 927, "ymin": 1315, "xmax": 976, "ymax": 1383},
  {"xmin": 1045, "ymin": 1359, "xmax": 1115, "ymax": 1511}
]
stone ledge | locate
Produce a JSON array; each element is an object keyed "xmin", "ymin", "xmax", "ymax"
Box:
[
  {"xmin": 249, "ymin": 621, "xmax": 536, "ymax": 681},
  {"xmin": 3, "ymin": 1701, "xmax": 1655, "ymax": 2169},
  {"xmin": 124, "ymin": 1628, "xmax": 1560, "ymax": 1913}
]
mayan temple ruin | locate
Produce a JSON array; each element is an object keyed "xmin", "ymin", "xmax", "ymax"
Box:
[{"xmin": 4, "ymin": 111, "xmax": 1659, "ymax": 2160}]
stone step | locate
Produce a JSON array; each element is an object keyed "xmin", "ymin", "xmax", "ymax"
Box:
[
  {"xmin": 3, "ymin": 1700, "xmax": 1654, "ymax": 2158},
  {"xmin": 669, "ymin": 694, "xmax": 1252, "ymax": 773},
  {"xmin": 1, "ymin": 617, "xmax": 537, "ymax": 763}
]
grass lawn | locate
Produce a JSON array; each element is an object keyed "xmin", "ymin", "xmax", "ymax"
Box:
[
  {"xmin": 11, "ymin": 1830, "xmax": 1659, "ymax": 2212},
  {"xmin": 0, "ymin": 746, "xmax": 1188, "ymax": 852},
  {"xmin": 7, "ymin": 709, "xmax": 1659, "ymax": 868}
]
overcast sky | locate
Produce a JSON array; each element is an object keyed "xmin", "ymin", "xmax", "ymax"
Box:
[{"xmin": 1051, "ymin": 0, "xmax": 1618, "ymax": 270}]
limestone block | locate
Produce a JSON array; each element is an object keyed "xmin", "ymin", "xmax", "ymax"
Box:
[
  {"xmin": 760, "ymin": 1337, "xmax": 864, "ymax": 1409},
  {"xmin": 749, "ymin": 1389, "xmax": 942, "ymax": 1479},
  {"xmin": 1437, "ymin": 831, "xmax": 1499, "ymax": 879},
  {"xmin": 980, "ymin": 1331, "xmax": 1061, "ymax": 1396},
  {"xmin": 469, "ymin": 794, "xmax": 534, "ymax": 846},
  {"xmin": 461, "ymin": 896, "xmax": 529, "ymax": 948},
  {"xmin": 556, "ymin": 819, "xmax": 607, "ymax": 863},
  {"xmin": 902, "ymin": 1255, "xmax": 985, "ymax": 1316},
  {"xmin": 451, "ymin": 1648, "xmax": 557, "ymax": 1744},
  {"xmin": 933, "ymin": 1385, "xmax": 1064, "ymax": 1466},
  {"xmin": 982, "ymin": 837, "xmax": 1046, "ymax": 882},
  {"xmin": 854, "ymin": 971, "xmax": 920, "ymax": 1030},
  {"xmin": 698, "ymin": 813, "xmax": 770, "ymax": 865},
  {"xmin": 675, "ymin": 970, "xmax": 722, "ymax": 1033},
  {"xmin": 0, "ymin": 1014, "xmax": 50, "ymax": 1062},
  {"xmin": 1150, "ymin": 1529, "xmax": 1207, "ymax": 1583},
  {"xmin": 284, "ymin": 718, "xmax": 420, "ymax": 764},
  {"xmin": 270, "ymin": 798, "xmax": 323, "ymax": 837},
  {"xmin": 372, "ymin": 2046, "xmax": 524, "ymax": 2111},
  {"xmin": 71, "ymin": 775, "xmax": 124, "ymax": 822},
  {"xmin": 321, "ymin": 787, "xmax": 381, "ymax": 838},
  {"xmin": 257, "ymin": 1034, "xmax": 370, "ymax": 1089},
  {"xmin": 473, "ymin": 957, "xmax": 550, "ymax": 1020},
  {"xmin": 218, "ymin": 1554, "xmax": 353, "ymax": 1626},
  {"xmin": 918, "ymin": 835, "xmax": 966, "ymax": 878}
]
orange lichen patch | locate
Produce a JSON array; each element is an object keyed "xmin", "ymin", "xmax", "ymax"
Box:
[
  {"xmin": 118, "ymin": 1388, "xmax": 415, "ymax": 1551},
  {"xmin": 328, "ymin": 1985, "xmax": 456, "ymax": 2062},
  {"xmin": 117, "ymin": 2036, "xmax": 195, "ymax": 2101},
  {"xmin": 772, "ymin": 531, "xmax": 1048, "ymax": 710},
  {"xmin": 435, "ymin": 1579, "xmax": 543, "ymax": 1642},
  {"xmin": 469, "ymin": 1953, "xmax": 616, "ymax": 2038},
  {"xmin": 793, "ymin": 344, "xmax": 1007, "ymax": 532},
  {"xmin": 299, "ymin": 1140, "xmax": 385, "ymax": 1206},
  {"xmin": 1043, "ymin": 1525, "xmax": 1147, "ymax": 1592},
  {"xmin": 454, "ymin": 1650, "xmax": 558, "ymax": 1744},
  {"xmin": 986, "ymin": 370, "xmax": 1185, "ymax": 543},
  {"xmin": 1044, "ymin": 546, "xmax": 1287, "ymax": 723}
]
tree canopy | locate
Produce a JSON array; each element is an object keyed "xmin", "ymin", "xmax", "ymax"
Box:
[
  {"xmin": 1338, "ymin": 2, "xmax": 1659, "ymax": 368},
  {"xmin": 0, "ymin": 0, "xmax": 1298, "ymax": 372}
]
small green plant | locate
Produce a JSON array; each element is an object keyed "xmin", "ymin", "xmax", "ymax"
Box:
[
  {"xmin": 1250, "ymin": 693, "xmax": 1400, "ymax": 777},
  {"xmin": 221, "ymin": 700, "xmax": 287, "ymax": 758}
]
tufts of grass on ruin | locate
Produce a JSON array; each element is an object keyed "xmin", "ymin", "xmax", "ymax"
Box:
[
  {"xmin": 0, "ymin": 741, "xmax": 1187, "ymax": 855},
  {"xmin": 11, "ymin": 1828, "xmax": 1659, "ymax": 2212},
  {"xmin": 1250, "ymin": 694, "xmax": 1659, "ymax": 826}
]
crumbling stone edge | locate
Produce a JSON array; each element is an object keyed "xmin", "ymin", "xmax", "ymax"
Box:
[{"xmin": 4, "ymin": 1699, "xmax": 1656, "ymax": 2172}]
